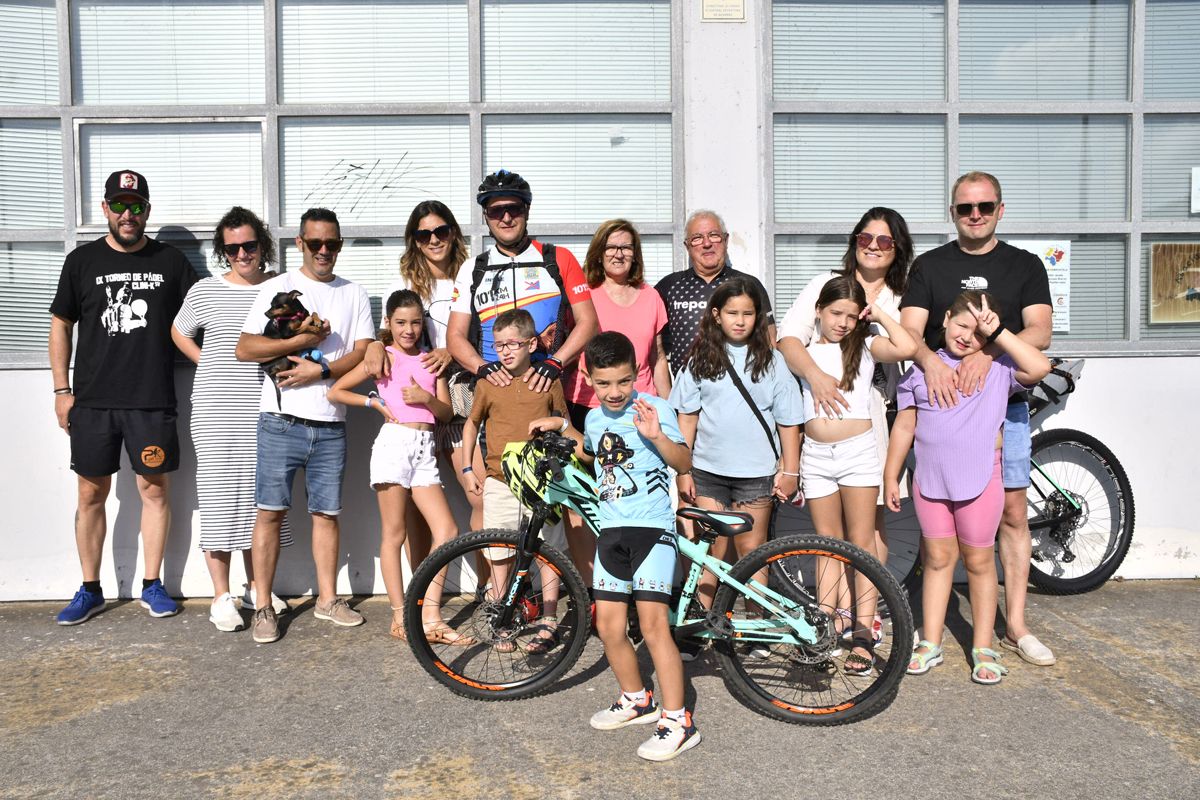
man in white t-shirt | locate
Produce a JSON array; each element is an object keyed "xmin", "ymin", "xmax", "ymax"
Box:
[{"xmin": 235, "ymin": 207, "xmax": 375, "ymax": 643}]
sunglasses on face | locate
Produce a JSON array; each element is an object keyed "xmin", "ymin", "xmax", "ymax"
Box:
[
  {"xmin": 222, "ymin": 240, "xmax": 259, "ymax": 258},
  {"xmin": 855, "ymin": 232, "xmax": 895, "ymax": 251},
  {"xmin": 302, "ymin": 238, "xmax": 344, "ymax": 254},
  {"xmin": 484, "ymin": 203, "xmax": 527, "ymax": 221},
  {"xmin": 953, "ymin": 201, "xmax": 998, "ymax": 217},
  {"xmin": 414, "ymin": 224, "xmax": 453, "ymax": 244},
  {"xmin": 107, "ymin": 200, "xmax": 147, "ymax": 216}
]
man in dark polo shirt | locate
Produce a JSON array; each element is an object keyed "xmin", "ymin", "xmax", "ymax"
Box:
[
  {"xmin": 655, "ymin": 210, "xmax": 775, "ymax": 382},
  {"xmin": 900, "ymin": 170, "xmax": 1056, "ymax": 668},
  {"xmin": 49, "ymin": 169, "xmax": 197, "ymax": 625}
]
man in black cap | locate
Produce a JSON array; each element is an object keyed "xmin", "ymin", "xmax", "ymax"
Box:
[{"xmin": 48, "ymin": 169, "xmax": 197, "ymax": 625}]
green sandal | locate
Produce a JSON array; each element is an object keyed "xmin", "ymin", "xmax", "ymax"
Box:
[
  {"xmin": 907, "ymin": 640, "xmax": 944, "ymax": 675},
  {"xmin": 971, "ymin": 647, "xmax": 1009, "ymax": 685}
]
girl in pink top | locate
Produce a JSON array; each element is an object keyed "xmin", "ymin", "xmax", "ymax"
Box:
[
  {"xmin": 884, "ymin": 291, "xmax": 1049, "ymax": 685},
  {"xmin": 329, "ymin": 290, "xmax": 470, "ymax": 646}
]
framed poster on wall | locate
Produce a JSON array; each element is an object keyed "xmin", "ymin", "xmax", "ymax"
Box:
[{"xmin": 1149, "ymin": 243, "xmax": 1200, "ymax": 325}]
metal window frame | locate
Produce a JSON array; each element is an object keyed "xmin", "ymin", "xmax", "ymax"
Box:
[
  {"xmin": 0, "ymin": 0, "xmax": 684, "ymax": 367},
  {"xmin": 762, "ymin": 0, "xmax": 1200, "ymax": 356}
]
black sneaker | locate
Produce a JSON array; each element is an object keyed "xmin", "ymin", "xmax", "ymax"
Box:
[{"xmin": 677, "ymin": 637, "xmax": 704, "ymax": 662}]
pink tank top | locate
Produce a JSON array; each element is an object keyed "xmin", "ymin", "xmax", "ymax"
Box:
[{"xmin": 376, "ymin": 347, "xmax": 437, "ymax": 424}]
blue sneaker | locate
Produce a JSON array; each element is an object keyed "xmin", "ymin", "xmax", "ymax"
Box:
[
  {"xmin": 139, "ymin": 579, "xmax": 180, "ymax": 618},
  {"xmin": 56, "ymin": 585, "xmax": 106, "ymax": 626}
]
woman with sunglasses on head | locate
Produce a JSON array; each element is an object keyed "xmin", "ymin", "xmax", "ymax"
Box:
[
  {"xmin": 777, "ymin": 207, "xmax": 914, "ymax": 574},
  {"xmin": 171, "ymin": 206, "xmax": 292, "ymax": 632}
]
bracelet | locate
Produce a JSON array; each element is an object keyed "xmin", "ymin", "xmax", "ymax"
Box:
[
  {"xmin": 985, "ymin": 325, "xmax": 1006, "ymax": 345},
  {"xmin": 461, "ymin": 466, "xmax": 474, "ymax": 474},
  {"xmin": 364, "ymin": 395, "xmax": 372, "ymax": 407},
  {"xmin": 780, "ymin": 470, "xmax": 800, "ymax": 477},
  {"xmin": 53, "ymin": 387, "xmax": 72, "ymax": 395},
  {"xmin": 558, "ymin": 417, "xmax": 569, "ymax": 433},
  {"xmin": 677, "ymin": 470, "xmax": 691, "ymax": 477}
]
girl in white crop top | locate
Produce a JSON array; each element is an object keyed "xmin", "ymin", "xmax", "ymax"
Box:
[{"xmin": 800, "ymin": 276, "xmax": 916, "ymax": 675}]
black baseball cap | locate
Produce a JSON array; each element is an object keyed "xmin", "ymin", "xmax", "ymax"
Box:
[{"xmin": 104, "ymin": 170, "xmax": 150, "ymax": 203}]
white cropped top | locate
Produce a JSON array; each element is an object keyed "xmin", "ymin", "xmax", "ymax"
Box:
[{"xmin": 801, "ymin": 338, "xmax": 876, "ymax": 422}]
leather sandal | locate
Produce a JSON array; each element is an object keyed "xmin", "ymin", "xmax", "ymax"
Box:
[
  {"xmin": 389, "ymin": 606, "xmax": 406, "ymax": 641},
  {"xmin": 424, "ymin": 620, "xmax": 476, "ymax": 646}
]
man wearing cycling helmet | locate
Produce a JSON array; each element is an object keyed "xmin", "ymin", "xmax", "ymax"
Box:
[{"xmin": 446, "ymin": 169, "xmax": 598, "ymax": 395}]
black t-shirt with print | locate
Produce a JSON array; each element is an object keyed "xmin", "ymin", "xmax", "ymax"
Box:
[
  {"xmin": 654, "ymin": 266, "xmax": 774, "ymax": 375},
  {"xmin": 901, "ymin": 240, "xmax": 1052, "ymax": 351},
  {"xmin": 50, "ymin": 237, "xmax": 197, "ymax": 409}
]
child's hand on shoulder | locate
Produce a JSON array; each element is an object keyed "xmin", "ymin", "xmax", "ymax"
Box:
[
  {"xmin": 400, "ymin": 376, "xmax": 433, "ymax": 406},
  {"xmin": 631, "ymin": 398, "xmax": 663, "ymax": 440}
]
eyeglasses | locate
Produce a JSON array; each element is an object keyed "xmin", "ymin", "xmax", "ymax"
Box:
[
  {"xmin": 222, "ymin": 240, "xmax": 259, "ymax": 258},
  {"xmin": 855, "ymin": 232, "xmax": 895, "ymax": 252},
  {"xmin": 604, "ymin": 244, "xmax": 635, "ymax": 256},
  {"xmin": 952, "ymin": 201, "xmax": 998, "ymax": 217},
  {"xmin": 686, "ymin": 231, "xmax": 726, "ymax": 247},
  {"xmin": 302, "ymin": 238, "xmax": 344, "ymax": 254},
  {"xmin": 414, "ymin": 224, "xmax": 453, "ymax": 244},
  {"xmin": 494, "ymin": 337, "xmax": 532, "ymax": 352},
  {"xmin": 107, "ymin": 200, "xmax": 147, "ymax": 216},
  {"xmin": 484, "ymin": 203, "xmax": 527, "ymax": 221}
]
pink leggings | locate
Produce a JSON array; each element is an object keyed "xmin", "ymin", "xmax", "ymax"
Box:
[{"xmin": 913, "ymin": 452, "xmax": 1004, "ymax": 548}]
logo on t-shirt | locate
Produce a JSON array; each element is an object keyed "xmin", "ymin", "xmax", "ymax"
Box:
[
  {"xmin": 596, "ymin": 431, "xmax": 638, "ymax": 501},
  {"xmin": 95, "ymin": 271, "xmax": 164, "ymax": 336},
  {"xmin": 961, "ymin": 275, "xmax": 989, "ymax": 291}
]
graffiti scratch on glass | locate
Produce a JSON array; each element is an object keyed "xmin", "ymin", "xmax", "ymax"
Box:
[{"xmin": 301, "ymin": 155, "xmax": 423, "ymax": 214}]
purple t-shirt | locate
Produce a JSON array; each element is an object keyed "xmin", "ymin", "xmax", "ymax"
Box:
[{"xmin": 896, "ymin": 352, "xmax": 1028, "ymax": 501}]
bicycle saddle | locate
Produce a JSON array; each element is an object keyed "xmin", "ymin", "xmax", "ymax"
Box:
[{"xmin": 676, "ymin": 507, "xmax": 754, "ymax": 538}]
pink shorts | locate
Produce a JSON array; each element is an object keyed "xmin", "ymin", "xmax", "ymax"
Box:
[{"xmin": 912, "ymin": 451, "xmax": 1004, "ymax": 549}]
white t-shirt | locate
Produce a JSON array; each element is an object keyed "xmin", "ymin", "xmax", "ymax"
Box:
[
  {"xmin": 241, "ymin": 270, "xmax": 375, "ymax": 421},
  {"xmin": 800, "ymin": 338, "xmax": 877, "ymax": 423},
  {"xmin": 384, "ymin": 276, "xmax": 456, "ymax": 351}
]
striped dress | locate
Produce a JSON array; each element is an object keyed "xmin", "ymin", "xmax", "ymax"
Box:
[{"xmin": 174, "ymin": 276, "xmax": 292, "ymax": 551}]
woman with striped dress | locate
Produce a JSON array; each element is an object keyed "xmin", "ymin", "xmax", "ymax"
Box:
[{"xmin": 172, "ymin": 207, "xmax": 292, "ymax": 632}]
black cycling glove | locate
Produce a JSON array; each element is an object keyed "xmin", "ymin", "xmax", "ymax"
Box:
[
  {"xmin": 530, "ymin": 356, "xmax": 564, "ymax": 382},
  {"xmin": 476, "ymin": 360, "xmax": 505, "ymax": 380}
]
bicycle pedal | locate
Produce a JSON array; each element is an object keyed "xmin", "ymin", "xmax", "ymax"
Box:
[{"xmin": 704, "ymin": 611, "xmax": 734, "ymax": 638}]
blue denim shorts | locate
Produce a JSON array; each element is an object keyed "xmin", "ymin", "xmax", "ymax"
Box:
[
  {"xmin": 255, "ymin": 412, "xmax": 347, "ymax": 515},
  {"xmin": 1001, "ymin": 400, "xmax": 1032, "ymax": 490}
]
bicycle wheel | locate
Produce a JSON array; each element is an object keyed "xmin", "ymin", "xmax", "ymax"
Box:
[
  {"xmin": 404, "ymin": 529, "xmax": 591, "ymax": 700},
  {"xmin": 711, "ymin": 535, "xmax": 914, "ymax": 726},
  {"xmin": 1026, "ymin": 428, "xmax": 1134, "ymax": 594}
]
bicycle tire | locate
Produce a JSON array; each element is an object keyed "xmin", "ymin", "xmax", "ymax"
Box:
[
  {"xmin": 404, "ymin": 529, "xmax": 591, "ymax": 701},
  {"xmin": 1026, "ymin": 428, "xmax": 1134, "ymax": 594},
  {"xmin": 711, "ymin": 535, "xmax": 914, "ymax": 726}
]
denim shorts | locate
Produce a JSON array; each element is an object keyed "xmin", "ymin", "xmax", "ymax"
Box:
[
  {"xmin": 692, "ymin": 468, "xmax": 774, "ymax": 508},
  {"xmin": 1001, "ymin": 400, "xmax": 1032, "ymax": 490},
  {"xmin": 255, "ymin": 412, "xmax": 347, "ymax": 515}
]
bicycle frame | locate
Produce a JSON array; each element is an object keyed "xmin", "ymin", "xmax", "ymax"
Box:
[{"xmin": 1028, "ymin": 458, "xmax": 1084, "ymax": 528}]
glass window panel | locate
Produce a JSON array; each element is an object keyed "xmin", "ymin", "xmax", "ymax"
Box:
[
  {"xmin": 279, "ymin": 0, "xmax": 468, "ymax": 104},
  {"xmin": 959, "ymin": 0, "xmax": 1129, "ymax": 101},
  {"xmin": 484, "ymin": 115, "xmax": 673, "ymax": 224},
  {"xmin": 773, "ymin": 115, "xmax": 946, "ymax": 223},
  {"xmin": 1143, "ymin": 116, "xmax": 1200, "ymax": 220},
  {"xmin": 1010, "ymin": 235, "xmax": 1126, "ymax": 340},
  {"xmin": 960, "ymin": 116, "xmax": 1128, "ymax": 221},
  {"xmin": 72, "ymin": 0, "xmax": 265, "ymax": 105},
  {"xmin": 773, "ymin": 235, "xmax": 945, "ymax": 318},
  {"xmin": 486, "ymin": 234, "xmax": 675, "ymax": 288},
  {"xmin": 0, "ymin": 0, "xmax": 58, "ymax": 104},
  {"xmin": 280, "ymin": 117, "xmax": 470, "ymax": 228},
  {"xmin": 0, "ymin": 242, "xmax": 62, "ymax": 353},
  {"xmin": 772, "ymin": 0, "xmax": 945, "ymax": 101},
  {"xmin": 156, "ymin": 233, "xmax": 218, "ymax": 278},
  {"xmin": 0, "ymin": 119, "xmax": 62, "ymax": 228},
  {"xmin": 482, "ymin": 0, "xmax": 670, "ymax": 102},
  {"xmin": 1142, "ymin": 237, "xmax": 1200, "ymax": 340},
  {"xmin": 80, "ymin": 122, "xmax": 264, "ymax": 226},
  {"xmin": 1146, "ymin": 0, "xmax": 1200, "ymax": 100}
]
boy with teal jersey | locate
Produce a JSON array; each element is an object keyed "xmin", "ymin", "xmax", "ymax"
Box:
[{"xmin": 531, "ymin": 331, "xmax": 698, "ymax": 762}]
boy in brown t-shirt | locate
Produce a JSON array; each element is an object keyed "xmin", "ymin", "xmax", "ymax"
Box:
[{"xmin": 461, "ymin": 309, "xmax": 568, "ymax": 651}]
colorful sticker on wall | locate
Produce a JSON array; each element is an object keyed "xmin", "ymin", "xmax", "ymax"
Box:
[{"xmin": 1009, "ymin": 240, "xmax": 1071, "ymax": 333}]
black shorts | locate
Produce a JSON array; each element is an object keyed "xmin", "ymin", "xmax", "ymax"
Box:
[
  {"xmin": 69, "ymin": 407, "xmax": 180, "ymax": 477},
  {"xmin": 593, "ymin": 526, "xmax": 677, "ymax": 604}
]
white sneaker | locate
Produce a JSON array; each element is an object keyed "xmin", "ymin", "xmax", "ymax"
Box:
[
  {"xmin": 636, "ymin": 713, "xmax": 702, "ymax": 762},
  {"xmin": 242, "ymin": 587, "xmax": 289, "ymax": 615},
  {"xmin": 209, "ymin": 593, "xmax": 244, "ymax": 632},
  {"xmin": 589, "ymin": 690, "xmax": 660, "ymax": 730}
]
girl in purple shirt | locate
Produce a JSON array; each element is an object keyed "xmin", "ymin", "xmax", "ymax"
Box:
[{"xmin": 884, "ymin": 291, "xmax": 1049, "ymax": 685}]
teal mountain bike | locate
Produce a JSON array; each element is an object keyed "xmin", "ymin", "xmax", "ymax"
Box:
[{"xmin": 404, "ymin": 431, "xmax": 915, "ymax": 726}]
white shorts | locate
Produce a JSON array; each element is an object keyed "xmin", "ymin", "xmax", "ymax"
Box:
[
  {"xmin": 802, "ymin": 429, "xmax": 881, "ymax": 500},
  {"xmin": 482, "ymin": 476, "xmax": 567, "ymax": 559},
  {"xmin": 370, "ymin": 425, "xmax": 440, "ymax": 490}
]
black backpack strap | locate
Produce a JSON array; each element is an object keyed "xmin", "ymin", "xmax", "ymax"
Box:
[
  {"xmin": 718, "ymin": 349, "xmax": 779, "ymax": 461},
  {"xmin": 466, "ymin": 251, "xmax": 490, "ymax": 356}
]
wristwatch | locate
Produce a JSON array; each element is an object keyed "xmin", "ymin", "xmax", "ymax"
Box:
[{"xmin": 320, "ymin": 361, "xmax": 331, "ymax": 380}]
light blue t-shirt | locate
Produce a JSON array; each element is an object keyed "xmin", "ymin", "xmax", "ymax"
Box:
[
  {"xmin": 583, "ymin": 392, "xmax": 685, "ymax": 532},
  {"xmin": 669, "ymin": 344, "xmax": 804, "ymax": 478}
]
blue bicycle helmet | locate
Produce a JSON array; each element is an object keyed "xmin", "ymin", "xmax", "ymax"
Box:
[{"xmin": 477, "ymin": 169, "xmax": 533, "ymax": 206}]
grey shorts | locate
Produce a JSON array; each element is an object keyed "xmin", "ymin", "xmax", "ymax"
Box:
[{"xmin": 692, "ymin": 468, "xmax": 774, "ymax": 508}]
